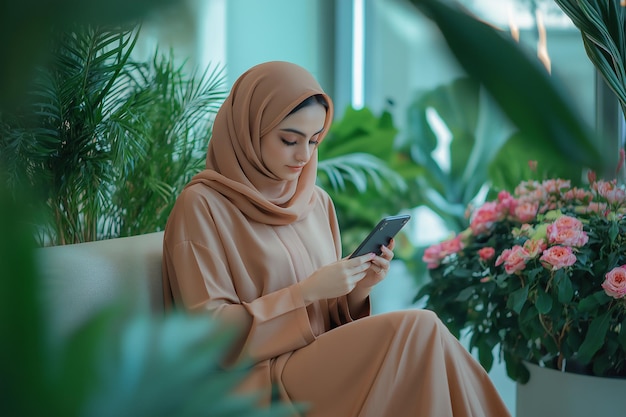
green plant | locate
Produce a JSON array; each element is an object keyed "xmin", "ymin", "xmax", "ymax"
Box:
[
  {"xmin": 403, "ymin": 0, "xmax": 626, "ymax": 383},
  {"xmin": 111, "ymin": 50, "xmax": 225, "ymax": 238},
  {"xmin": 553, "ymin": 0, "xmax": 625, "ymax": 122},
  {"xmin": 407, "ymin": 0, "xmax": 605, "ymax": 174},
  {"xmin": 402, "ymin": 75, "xmax": 589, "ymax": 234},
  {"xmin": 0, "ymin": 24, "xmax": 227, "ymax": 245},
  {"xmin": 417, "ymin": 168, "xmax": 626, "ymax": 383},
  {"xmin": 317, "ymin": 105, "xmax": 420, "ymax": 257},
  {"xmin": 0, "ymin": 185, "xmax": 295, "ymax": 417},
  {"xmin": 1, "ymin": 2, "xmax": 297, "ymax": 416}
]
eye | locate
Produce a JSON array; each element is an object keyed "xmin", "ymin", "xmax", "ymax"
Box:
[
  {"xmin": 281, "ymin": 138, "xmax": 297, "ymax": 146},
  {"xmin": 309, "ymin": 134, "xmax": 321, "ymax": 146}
]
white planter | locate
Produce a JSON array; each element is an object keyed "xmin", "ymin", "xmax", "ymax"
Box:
[{"xmin": 516, "ymin": 362, "xmax": 626, "ymax": 417}]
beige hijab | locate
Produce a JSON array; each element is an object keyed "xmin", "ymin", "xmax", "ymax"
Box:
[{"xmin": 187, "ymin": 61, "xmax": 334, "ymax": 225}]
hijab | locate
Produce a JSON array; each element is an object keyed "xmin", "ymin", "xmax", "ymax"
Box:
[{"xmin": 186, "ymin": 61, "xmax": 334, "ymax": 225}]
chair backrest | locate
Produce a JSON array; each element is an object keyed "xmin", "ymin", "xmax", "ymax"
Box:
[{"xmin": 37, "ymin": 231, "xmax": 165, "ymax": 339}]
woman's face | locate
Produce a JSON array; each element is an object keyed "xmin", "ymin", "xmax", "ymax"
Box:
[{"xmin": 261, "ymin": 102, "xmax": 327, "ymax": 181}]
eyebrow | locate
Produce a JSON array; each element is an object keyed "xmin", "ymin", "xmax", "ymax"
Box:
[{"xmin": 279, "ymin": 127, "xmax": 325, "ymax": 137}]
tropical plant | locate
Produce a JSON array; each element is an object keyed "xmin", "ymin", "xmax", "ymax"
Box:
[
  {"xmin": 0, "ymin": 185, "xmax": 296, "ymax": 417},
  {"xmin": 317, "ymin": 105, "xmax": 420, "ymax": 257},
  {"xmin": 110, "ymin": 49, "xmax": 225, "ymax": 238},
  {"xmin": 402, "ymin": 0, "xmax": 625, "ymax": 383},
  {"xmin": 0, "ymin": 25, "xmax": 227, "ymax": 246},
  {"xmin": 0, "ymin": 2, "xmax": 296, "ymax": 417},
  {"xmin": 409, "ymin": 75, "xmax": 590, "ymax": 225},
  {"xmin": 417, "ymin": 164, "xmax": 626, "ymax": 383},
  {"xmin": 407, "ymin": 0, "xmax": 605, "ymax": 174},
  {"xmin": 553, "ymin": 0, "xmax": 625, "ymax": 123}
]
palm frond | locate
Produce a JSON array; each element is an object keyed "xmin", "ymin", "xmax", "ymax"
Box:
[{"xmin": 317, "ymin": 152, "xmax": 407, "ymax": 193}]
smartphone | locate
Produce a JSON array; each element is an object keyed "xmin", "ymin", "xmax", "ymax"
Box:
[{"xmin": 349, "ymin": 214, "xmax": 411, "ymax": 258}]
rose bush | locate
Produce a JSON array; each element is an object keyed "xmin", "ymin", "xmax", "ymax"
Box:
[{"xmin": 417, "ymin": 164, "xmax": 626, "ymax": 383}]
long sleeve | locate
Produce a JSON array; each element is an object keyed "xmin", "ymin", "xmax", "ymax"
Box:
[
  {"xmin": 162, "ymin": 185, "xmax": 353, "ymax": 365},
  {"xmin": 164, "ymin": 238, "xmax": 316, "ymax": 363}
]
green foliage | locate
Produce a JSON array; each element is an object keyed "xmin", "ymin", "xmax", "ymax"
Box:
[
  {"xmin": 403, "ymin": 77, "xmax": 515, "ymax": 233},
  {"xmin": 0, "ymin": 184, "xmax": 296, "ymax": 417},
  {"xmin": 111, "ymin": 50, "xmax": 226, "ymax": 238},
  {"xmin": 0, "ymin": 2, "xmax": 295, "ymax": 416},
  {"xmin": 417, "ymin": 175, "xmax": 626, "ymax": 382},
  {"xmin": 554, "ymin": 0, "xmax": 626, "ymax": 121},
  {"xmin": 317, "ymin": 106, "xmax": 419, "ymax": 257},
  {"xmin": 408, "ymin": 0, "xmax": 605, "ymax": 175},
  {"xmin": 0, "ymin": 25, "xmax": 227, "ymax": 245}
]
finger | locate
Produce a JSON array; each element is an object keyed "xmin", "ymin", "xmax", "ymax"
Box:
[
  {"xmin": 371, "ymin": 255, "xmax": 390, "ymax": 270},
  {"xmin": 349, "ymin": 252, "xmax": 376, "ymax": 266},
  {"xmin": 343, "ymin": 258, "xmax": 373, "ymax": 277},
  {"xmin": 349, "ymin": 269, "xmax": 369, "ymax": 285},
  {"xmin": 380, "ymin": 244, "xmax": 395, "ymax": 260}
]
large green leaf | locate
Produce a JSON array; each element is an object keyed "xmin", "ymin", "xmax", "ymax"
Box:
[
  {"xmin": 553, "ymin": 0, "xmax": 626, "ymax": 121},
  {"xmin": 408, "ymin": 0, "xmax": 605, "ymax": 173},
  {"xmin": 577, "ymin": 312, "xmax": 611, "ymax": 365}
]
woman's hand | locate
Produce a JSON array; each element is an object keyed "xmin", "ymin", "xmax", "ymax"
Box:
[
  {"xmin": 299, "ymin": 253, "xmax": 376, "ymax": 304},
  {"xmin": 355, "ymin": 239, "xmax": 395, "ymax": 289},
  {"xmin": 345, "ymin": 239, "xmax": 395, "ymax": 313}
]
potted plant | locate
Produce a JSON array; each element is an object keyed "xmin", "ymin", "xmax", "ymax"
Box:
[
  {"xmin": 0, "ymin": 25, "xmax": 227, "ymax": 245},
  {"xmin": 418, "ymin": 160, "xmax": 626, "ymax": 380},
  {"xmin": 406, "ymin": 0, "xmax": 626, "ymax": 414}
]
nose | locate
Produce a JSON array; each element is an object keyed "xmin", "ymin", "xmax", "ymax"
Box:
[{"xmin": 295, "ymin": 143, "xmax": 312, "ymax": 163}]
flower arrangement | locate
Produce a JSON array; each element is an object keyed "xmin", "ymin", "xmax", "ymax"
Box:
[{"xmin": 416, "ymin": 160, "xmax": 626, "ymax": 383}]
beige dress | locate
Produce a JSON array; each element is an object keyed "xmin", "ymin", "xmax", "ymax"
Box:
[
  {"xmin": 162, "ymin": 61, "xmax": 511, "ymax": 417},
  {"xmin": 162, "ymin": 184, "xmax": 511, "ymax": 417}
]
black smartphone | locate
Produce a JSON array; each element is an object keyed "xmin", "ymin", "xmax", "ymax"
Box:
[{"xmin": 349, "ymin": 214, "xmax": 411, "ymax": 258}]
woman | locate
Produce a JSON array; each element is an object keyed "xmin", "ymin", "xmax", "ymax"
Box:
[{"xmin": 162, "ymin": 61, "xmax": 511, "ymax": 417}]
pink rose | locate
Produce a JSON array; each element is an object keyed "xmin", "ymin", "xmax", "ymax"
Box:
[
  {"xmin": 584, "ymin": 202, "xmax": 608, "ymax": 214},
  {"xmin": 602, "ymin": 265, "xmax": 626, "ymax": 299},
  {"xmin": 546, "ymin": 216, "xmax": 588, "ymax": 247},
  {"xmin": 563, "ymin": 188, "xmax": 592, "ymax": 202},
  {"xmin": 497, "ymin": 191, "xmax": 518, "ymax": 214},
  {"xmin": 539, "ymin": 246, "xmax": 577, "ymax": 271},
  {"xmin": 496, "ymin": 245, "xmax": 530, "ymax": 275},
  {"xmin": 423, "ymin": 243, "xmax": 444, "ymax": 269},
  {"xmin": 523, "ymin": 238, "xmax": 547, "ymax": 258},
  {"xmin": 514, "ymin": 201, "xmax": 539, "ymax": 223},
  {"xmin": 495, "ymin": 248, "xmax": 511, "ymax": 267},
  {"xmin": 594, "ymin": 180, "xmax": 626, "ymax": 205},
  {"xmin": 542, "ymin": 179, "xmax": 570, "ymax": 194},
  {"xmin": 422, "ymin": 236, "xmax": 464, "ymax": 269},
  {"xmin": 548, "ymin": 228, "xmax": 589, "ymax": 247},
  {"xmin": 552, "ymin": 215, "xmax": 583, "ymax": 231},
  {"xmin": 470, "ymin": 202, "xmax": 504, "ymax": 235},
  {"xmin": 478, "ymin": 247, "xmax": 495, "ymax": 261},
  {"xmin": 440, "ymin": 236, "xmax": 464, "ymax": 255}
]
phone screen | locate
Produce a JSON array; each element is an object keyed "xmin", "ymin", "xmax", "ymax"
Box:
[{"xmin": 349, "ymin": 214, "xmax": 411, "ymax": 258}]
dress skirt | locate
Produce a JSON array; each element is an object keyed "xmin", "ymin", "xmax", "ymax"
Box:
[{"xmin": 280, "ymin": 309, "xmax": 511, "ymax": 417}]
